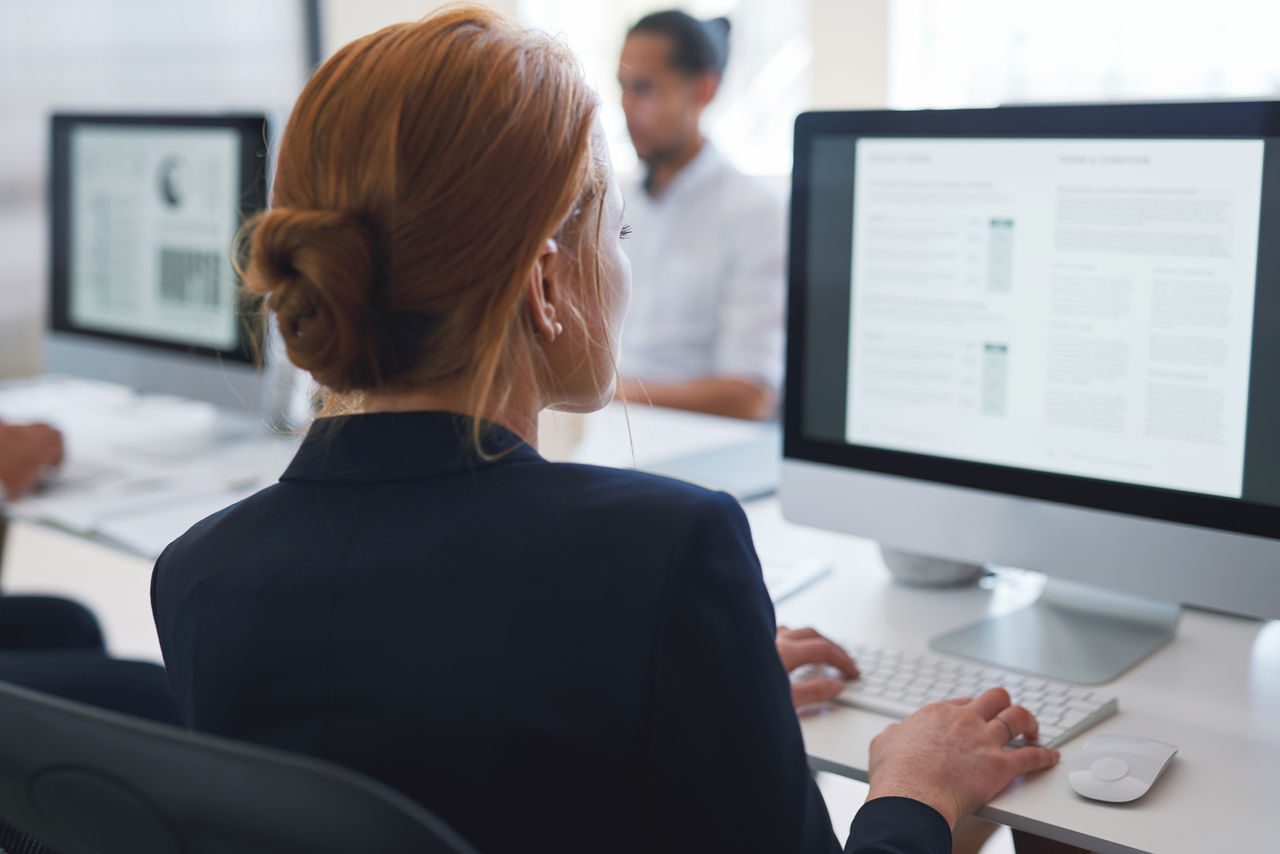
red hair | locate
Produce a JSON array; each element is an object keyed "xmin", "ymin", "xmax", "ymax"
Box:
[{"xmin": 240, "ymin": 4, "xmax": 604, "ymax": 427}]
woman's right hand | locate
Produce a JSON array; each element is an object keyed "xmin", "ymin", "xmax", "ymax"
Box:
[{"xmin": 865, "ymin": 687, "xmax": 1061, "ymax": 829}]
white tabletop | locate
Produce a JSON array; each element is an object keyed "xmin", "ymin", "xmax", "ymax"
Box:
[{"xmin": 745, "ymin": 498, "xmax": 1280, "ymax": 854}]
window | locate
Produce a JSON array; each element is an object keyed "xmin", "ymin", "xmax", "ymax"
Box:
[
  {"xmin": 518, "ymin": 0, "xmax": 811, "ymax": 175},
  {"xmin": 889, "ymin": 0, "xmax": 1280, "ymax": 109}
]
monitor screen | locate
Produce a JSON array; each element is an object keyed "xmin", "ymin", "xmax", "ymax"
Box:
[
  {"xmin": 787, "ymin": 102, "xmax": 1280, "ymax": 540},
  {"xmin": 50, "ymin": 114, "xmax": 269, "ymax": 362}
]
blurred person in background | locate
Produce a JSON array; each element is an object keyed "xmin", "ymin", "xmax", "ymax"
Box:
[{"xmin": 616, "ymin": 10, "xmax": 785, "ymax": 421}]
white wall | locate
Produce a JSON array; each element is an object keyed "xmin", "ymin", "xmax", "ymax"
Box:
[
  {"xmin": 0, "ymin": 1, "xmax": 309, "ymax": 381},
  {"xmin": 811, "ymin": 0, "xmax": 889, "ymax": 109},
  {"xmin": 322, "ymin": 0, "xmax": 520, "ymax": 55}
]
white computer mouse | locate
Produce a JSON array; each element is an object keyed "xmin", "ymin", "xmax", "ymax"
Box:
[{"xmin": 1068, "ymin": 735, "xmax": 1178, "ymax": 803}]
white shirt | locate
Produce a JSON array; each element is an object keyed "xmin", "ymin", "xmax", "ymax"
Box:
[{"xmin": 619, "ymin": 142, "xmax": 786, "ymax": 390}]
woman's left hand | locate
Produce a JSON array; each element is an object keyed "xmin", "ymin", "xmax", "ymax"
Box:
[{"xmin": 776, "ymin": 625, "xmax": 859, "ymax": 709}]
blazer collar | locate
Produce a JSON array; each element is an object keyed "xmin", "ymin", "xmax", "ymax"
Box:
[{"xmin": 281, "ymin": 411, "xmax": 543, "ymax": 484}]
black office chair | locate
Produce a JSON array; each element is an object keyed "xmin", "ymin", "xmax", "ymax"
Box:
[{"xmin": 0, "ymin": 680, "xmax": 479, "ymax": 854}]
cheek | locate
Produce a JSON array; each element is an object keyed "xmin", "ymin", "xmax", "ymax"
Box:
[
  {"xmin": 631, "ymin": 99, "xmax": 657, "ymax": 128},
  {"xmin": 664, "ymin": 93, "xmax": 691, "ymax": 125},
  {"xmin": 607, "ymin": 243, "xmax": 632, "ymax": 329},
  {"xmin": 573, "ymin": 245, "xmax": 629, "ymax": 370}
]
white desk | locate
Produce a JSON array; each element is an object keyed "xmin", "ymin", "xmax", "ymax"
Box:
[
  {"xmin": 0, "ymin": 376, "xmax": 302, "ymax": 558},
  {"xmin": 745, "ymin": 498, "xmax": 1280, "ymax": 854}
]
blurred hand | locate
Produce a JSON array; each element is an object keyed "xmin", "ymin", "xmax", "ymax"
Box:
[
  {"xmin": 866, "ymin": 687, "xmax": 1061, "ymax": 829},
  {"xmin": 615, "ymin": 376, "xmax": 647, "ymax": 404},
  {"xmin": 0, "ymin": 421, "xmax": 65, "ymax": 500},
  {"xmin": 776, "ymin": 625, "xmax": 859, "ymax": 709}
]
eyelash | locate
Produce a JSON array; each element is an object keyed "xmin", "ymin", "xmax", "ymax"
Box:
[{"xmin": 620, "ymin": 223, "xmax": 633, "ymax": 240}]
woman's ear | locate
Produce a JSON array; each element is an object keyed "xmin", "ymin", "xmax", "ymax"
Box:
[{"xmin": 526, "ymin": 237, "xmax": 565, "ymax": 342}]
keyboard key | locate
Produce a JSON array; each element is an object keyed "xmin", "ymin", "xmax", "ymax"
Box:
[
  {"xmin": 833, "ymin": 642, "xmax": 1118, "ymax": 748},
  {"xmin": 1058, "ymin": 710, "xmax": 1089, "ymax": 729},
  {"xmin": 1036, "ymin": 725, "xmax": 1065, "ymax": 744}
]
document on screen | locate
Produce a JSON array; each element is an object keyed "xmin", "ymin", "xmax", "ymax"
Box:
[
  {"xmin": 845, "ymin": 138, "xmax": 1264, "ymax": 498},
  {"xmin": 68, "ymin": 125, "xmax": 242, "ymax": 350}
]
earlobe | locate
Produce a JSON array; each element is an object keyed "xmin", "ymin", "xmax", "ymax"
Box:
[
  {"xmin": 531, "ymin": 312, "xmax": 561, "ymax": 342},
  {"xmin": 528, "ymin": 237, "xmax": 564, "ymax": 343},
  {"xmin": 532, "ymin": 315, "xmax": 563, "ymax": 343}
]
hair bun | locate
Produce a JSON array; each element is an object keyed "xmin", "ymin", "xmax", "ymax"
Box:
[
  {"xmin": 245, "ymin": 207, "xmax": 381, "ymax": 391},
  {"xmin": 702, "ymin": 17, "xmax": 731, "ymax": 74}
]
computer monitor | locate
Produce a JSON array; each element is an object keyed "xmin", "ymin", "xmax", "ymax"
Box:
[
  {"xmin": 47, "ymin": 113, "xmax": 270, "ymax": 413},
  {"xmin": 783, "ymin": 100, "xmax": 1280, "ymax": 684}
]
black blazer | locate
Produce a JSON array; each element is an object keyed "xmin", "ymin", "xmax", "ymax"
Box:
[{"xmin": 152, "ymin": 411, "xmax": 949, "ymax": 853}]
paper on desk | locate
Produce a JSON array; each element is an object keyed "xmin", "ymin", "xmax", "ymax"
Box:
[
  {"xmin": 12, "ymin": 475, "xmax": 262, "ymax": 535},
  {"xmin": 96, "ymin": 485, "xmax": 264, "ymax": 559}
]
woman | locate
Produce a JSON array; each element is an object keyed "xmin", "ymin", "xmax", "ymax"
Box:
[{"xmin": 151, "ymin": 7, "xmax": 1058, "ymax": 852}]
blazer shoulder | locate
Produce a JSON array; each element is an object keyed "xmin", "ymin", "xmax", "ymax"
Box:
[
  {"xmin": 533, "ymin": 463, "xmax": 754, "ymax": 569},
  {"xmin": 155, "ymin": 483, "xmax": 286, "ymax": 571},
  {"xmin": 539, "ymin": 461, "xmax": 740, "ymax": 516}
]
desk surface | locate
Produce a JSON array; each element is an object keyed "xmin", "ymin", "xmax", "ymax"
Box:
[{"xmin": 747, "ymin": 498, "xmax": 1280, "ymax": 854}]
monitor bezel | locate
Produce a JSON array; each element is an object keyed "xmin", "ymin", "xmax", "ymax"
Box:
[
  {"xmin": 49, "ymin": 112, "xmax": 269, "ymax": 365},
  {"xmin": 784, "ymin": 99, "xmax": 1280, "ymax": 542}
]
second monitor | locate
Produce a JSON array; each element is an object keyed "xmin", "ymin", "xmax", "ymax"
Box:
[
  {"xmin": 784, "ymin": 100, "xmax": 1280, "ymax": 683},
  {"xmin": 47, "ymin": 113, "xmax": 270, "ymax": 414}
]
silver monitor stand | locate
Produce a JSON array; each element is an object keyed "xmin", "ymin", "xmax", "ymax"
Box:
[
  {"xmin": 47, "ymin": 330, "xmax": 313, "ymax": 436},
  {"xmin": 929, "ymin": 574, "xmax": 1181, "ymax": 685},
  {"xmin": 47, "ymin": 333, "xmax": 260, "ymax": 415}
]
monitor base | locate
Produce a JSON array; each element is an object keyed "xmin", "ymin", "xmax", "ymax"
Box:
[
  {"xmin": 880, "ymin": 546, "xmax": 984, "ymax": 587},
  {"xmin": 47, "ymin": 333, "xmax": 262, "ymax": 415},
  {"xmin": 929, "ymin": 577, "xmax": 1181, "ymax": 684}
]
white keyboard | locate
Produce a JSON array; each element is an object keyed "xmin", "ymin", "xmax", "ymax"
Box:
[{"xmin": 836, "ymin": 642, "xmax": 1118, "ymax": 748}]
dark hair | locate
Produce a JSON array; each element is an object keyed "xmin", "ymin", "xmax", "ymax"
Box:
[{"xmin": 628, "ymin": 10, "xmax": 730, "ymax": 78}]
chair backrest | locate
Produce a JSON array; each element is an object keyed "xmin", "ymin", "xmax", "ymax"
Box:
[{"xmin": 0, "ymin": 680, "xmax": 480, "ymax": 854}]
